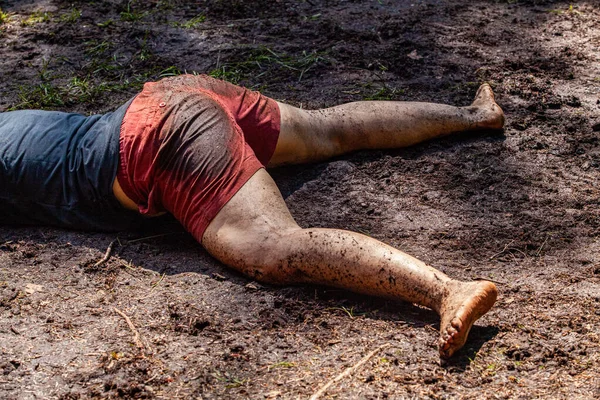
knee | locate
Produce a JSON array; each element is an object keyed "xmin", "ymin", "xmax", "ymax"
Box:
[
  {"xmin": 204, "ymin": 226, "xmax": 302, "ymax": 285},
  {"xmin": 238, "ymin": 230, "xmax": 304, "ymax": 284}
]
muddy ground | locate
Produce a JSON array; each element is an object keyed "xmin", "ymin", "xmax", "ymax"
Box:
[{"xmin": 0, "ymin": 0, "xmax": 599, "ymax": 398}]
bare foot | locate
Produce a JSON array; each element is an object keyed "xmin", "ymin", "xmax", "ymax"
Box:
[
  {"xmin": 469, "ymin": 83, "xmax": 505, "ymax": 130},
  {"xmin": 438, "ymin": 280, "xmax": 498, "ymax": 359}
]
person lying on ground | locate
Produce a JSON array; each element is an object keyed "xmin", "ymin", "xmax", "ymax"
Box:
[{"xmin": 0, "ymin": 74, "xmax": 504, "ymax": 358}]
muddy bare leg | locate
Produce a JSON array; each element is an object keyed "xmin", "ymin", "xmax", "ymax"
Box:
[
  {"xmin": 203, "ymin": 170, "xmax": 497, "ymax": 358},
  {"xmin": 270, "ymin": 83, "xmax": 504, "ymax": 166}
]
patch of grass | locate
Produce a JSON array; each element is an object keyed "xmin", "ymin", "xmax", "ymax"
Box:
[
  {"xmin": 37, "ymin": 58, "xmax": 54, "ymax": 82},
  {"xmin": 208, "ymin": 66, "xmax": 244, "ymax": 84},
  {"xmin": 214, "ymin": 371, "xmax": 249, "ymax": 389},
  {"xmin": 9, "ymin": 74, "xmax": 146, "ymax": 111},
  {"xmin": 269, "ymin": 361, "xmax": 296, "ymax": 370},
  {"xmin": 138, "ymin": 47, "xmax": 152, "ymax": 61},
  {"xmin": 11, "ymin": 82, "xmax": 64, "ymax": 110},
  {"xmin": 135, "ymin": 32, "xmax": 154, "ymax": 61},
  {"xmin": 292, "ymin": 50, "xmax": 329, "ymax": 81},
  {"xmin": 225, "ymin": 378, "xmax": 248, "ymax": 389},
  {"xmin": 159, "ymin": 66, "xmax": 183, "ymax": 77},
  {"xmin": 21, "ymin": 11, "xmax": 51, "ymax": 26},
  {"xmin": 97, "ymin": 19, "xmax": 113, "ymax": 28},
  {"xmin": 86, "ymin": 52, "xmax": 124, "ymax": 76},
  {"xmin": 363, "ymin": 86, "xmax": 404, "ymax": 101},
  {"xmin": 60, "ymin": 8, "xmax": 81, "ymax": 23},
  {"xmin": 209, "ymin": 46, "xmax": 330, "ymax": 84},
  {"xmin": 121, "ymin": 2, "xmax": 148, "ymax": 22},
  {"xmin": 85, "ymin": 40, "xmax": 113, "ymax": 57},
  {"xmin": 340, "ymin": 306, "xmax": 357, "ymax": 318},
  {"xmin": 302, "ymin": 13, "xmax": 321, "ymax": 22},
  {"xmin": 0, "ymin": 8, "xmax": 11, "ymax": 25},
  {"xmin": 326, "ymin": 305, "xmax": 366, "ymax": 318},
  {"xmin": 178, "ymin": 14, "xmax": 206, "ymax": 29},
  {"xmin": 67, "ymin": 77, "xmax": 95, "ymax": 98},
  {"xmin": 549, "ymin": 4, "xmax": 580, "ymax": 15},
  {"xmin": 486, "ymin": 363, "xmax": 498, "ymax": 375}
]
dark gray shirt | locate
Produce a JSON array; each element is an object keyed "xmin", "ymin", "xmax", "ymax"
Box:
[{"xmin": 0, "ymin": 99, "xmax": 140, "ymax": 231}]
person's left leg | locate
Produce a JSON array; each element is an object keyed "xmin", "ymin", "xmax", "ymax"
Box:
[
  {"xmin": 269, "ymin": 83, "xmax": 504, "ymax": 166},
  {"xmin": 202, "ymin": 169, "xmax": 497, "ymax": 358}
]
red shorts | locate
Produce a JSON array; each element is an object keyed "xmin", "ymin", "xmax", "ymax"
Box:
[{"xmin": 117, "ymin": 75, "xmax": 281, "ymax": 242}]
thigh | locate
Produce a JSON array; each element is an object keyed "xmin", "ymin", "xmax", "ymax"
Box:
[
  {"xmin": 269, "ymin": 102, "xmax": 337, "ymax": 166},
  {"xmin": 202, "ymin": 168, "xmax": 299, "ymax": 276}
]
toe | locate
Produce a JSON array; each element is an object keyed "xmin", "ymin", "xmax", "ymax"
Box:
[
  {"xmin": 451, "ymin": 318, "xmax": 463, "ymax": 331},
  {"xmin": 447, "ymin": 326, "xmax": 458, "ymax": 336},
  {"xmin": 439, "ymin": 348, "xmax": 451, "ymax": 359},
  {"xmin": 475, "ymin": 83, "xmax": 491, "ymax": 97},
  {"xmin": 439, "ymin": 336, "xmax": 450, "ymax": 351}
]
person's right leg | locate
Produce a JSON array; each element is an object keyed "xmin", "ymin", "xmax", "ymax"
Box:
[
  {"xmin": 202, "ymin": 169, "xmax": 498, "ymax": 358},
  {"xmin": 269, "ymin": 83, "xmax": 504, "ymax": 166}
]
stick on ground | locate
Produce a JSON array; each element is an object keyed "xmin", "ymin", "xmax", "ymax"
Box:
[
  {"xmin": 113, "ymin": 307, "xmax": 148, "ymax": 352},
  {"xmin": 309, "ymin": 343, "xmax": 390, "ymax": 400},
  {"xmin": 94, "ymin": 240, "xmax": 116, "ymax": 268}
]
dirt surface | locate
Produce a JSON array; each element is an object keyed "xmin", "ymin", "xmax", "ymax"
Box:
[{"xmin": 1, "ymin": 0, "xmax": 599, "ymax": 398}]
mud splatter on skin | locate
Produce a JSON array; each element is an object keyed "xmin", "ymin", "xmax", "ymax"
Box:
[{"xmin": 206, "ymin": 202, "xmax": 494, "ymax": 359}]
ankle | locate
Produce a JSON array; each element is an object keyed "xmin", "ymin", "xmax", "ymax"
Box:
[{"xmin": 426, "ymin": 280, "xmax": 455, "ymax": 315}]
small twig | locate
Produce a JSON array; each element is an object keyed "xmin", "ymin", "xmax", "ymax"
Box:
[
  {"xmin": 137, "ymin": 273, "xmax": 166, "ymax": 301},
  {"xmin": 309, "ymin": 343, "xmax": 390, "ymax": 400},
  {"xmin": 113, "ymin": 307, "xmax": 147, "ymax": 352},
  {"xmin": 489, "ymin": 240, "xmax": 514, "ymax": 260},
  {"xmin": 125, "ymin": 233, "xmax": 178, "ymax": 244},
  {"xmin": 151, "ymin": 273, "xmax": 166, "ymax": 288},
  {"xmin": 94, "ymin": 240, "xmax": 116, "ymax": 268},
  {"xmin": 536, "ymin": 236, "xmax": 549, "ymax": 257},
  {"xmin": 144, "ymin": 374, "xmax": 159, "ymax": 384}
]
